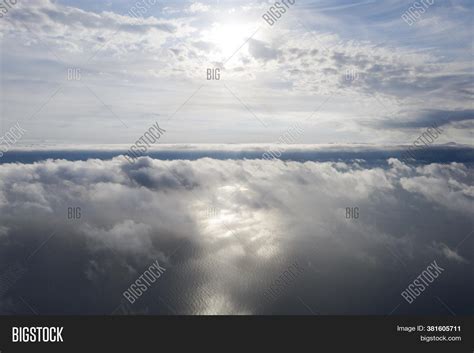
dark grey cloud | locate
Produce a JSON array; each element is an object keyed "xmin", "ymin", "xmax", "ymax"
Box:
[{"xmin": 376, "ymin": 109, "xmax": 474, "ymax": 129}]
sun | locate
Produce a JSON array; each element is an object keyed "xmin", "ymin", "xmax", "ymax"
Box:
[{"xmin": 202, "ymin": 22, "xmax": 253, "ymax": 60}]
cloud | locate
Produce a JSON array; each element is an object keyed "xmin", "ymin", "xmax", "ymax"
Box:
[
  {"xmin": 0, "ymin": 0, "xmax": 472, "ymax": 144},
  {"xmin": 0, "ymin": 155, "xmax": 472, "ymax": 314},
  {"xmin": 248, "ymin": 39, "xmax": 280, "ymax": 62},
  {"xmin": 398, "ymin": 162, "xmax": 473, "ymax": 214},
  {"xmin": 186, "ymin": 2, "xmax": 210, "ymax": 13},
  {"xmin": 8, "ymin": 0, "xmax": 176, "ymax": 34},
  {"xmin": 1, "ymin": 0, "xmax": 177, "ymax": 62},
  {"xmin": 431, "ymin": 242, "xmax": 469, "ymax": 264},
  {"xmin": 380, "ymin": 109, "xmax": 474, "ymax": 129}
]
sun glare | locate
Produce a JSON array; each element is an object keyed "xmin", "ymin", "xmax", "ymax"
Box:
[{"xmin": 203, "ymin": 22, "xmax": 252, "ymax": 59}]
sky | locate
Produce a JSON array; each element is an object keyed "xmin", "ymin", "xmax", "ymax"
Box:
[
  {"xmin": 0, "ymin": 1, "xmax": 473, "ymax": 316},
  {"xmin": 0, "ymin": 0, "xmax": 472, "ymax": 145}
]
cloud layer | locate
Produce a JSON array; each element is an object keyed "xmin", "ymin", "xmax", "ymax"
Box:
[{"xmin": 0, "ymin": 156, "xmax": 472, "ymax": 314}]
